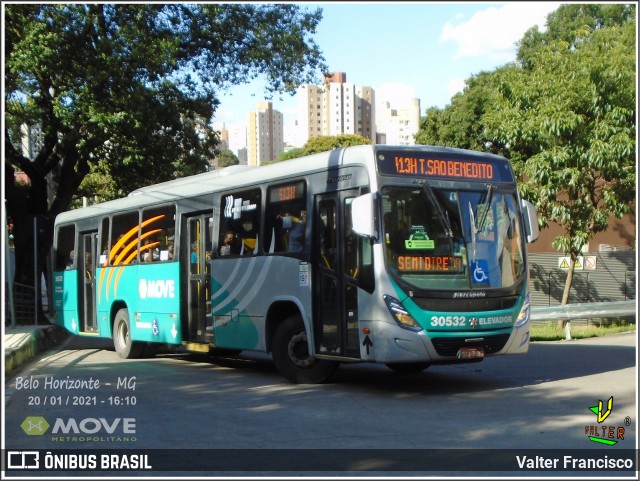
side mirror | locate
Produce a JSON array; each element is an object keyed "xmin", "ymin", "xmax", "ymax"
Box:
[
  {"xmin": 351, "ymin": 193, "xmax": 377, "ymax": 240},
  {"xmin": 521, "ymin": 199, "xmax": 539, "ymax": 243}
]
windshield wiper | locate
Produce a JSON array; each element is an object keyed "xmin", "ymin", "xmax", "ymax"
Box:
[
  {"xmin": 469, "ymin": 184, "xmax": 495, "ymax": 264},
  {"xmin": 419, "ymin": 180, "xmax": 454, "ymax": 239},
  {"xmin": 477, "ymin": 183, "xmax": 495, "ymax": 233},
  {"xmin": 468, "ymin": 201, "xmax": 477, "ymax": 263}
]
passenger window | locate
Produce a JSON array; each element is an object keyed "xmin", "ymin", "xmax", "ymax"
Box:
[
  {"xmin": 55, "ymin": 225, "xmax": 76, "ymax": 270},
  {"xmin": 141, "ymin": 206, "xmax": 176, "ymax": 263},
  {"xmin": 265, "ymin": 181, "xmax": 307, "ymax": 254},
  {"xmin": 319, "ymin": 200, "xmax": 337, "ymax": 270},
  {"xmin": 99, "ymin": 218, "xmax": 110, "ymax": 266},
  {"xmin": 109, "ymin": 212, "xmax": 140, "ymax": 265},
  {"xmin": 219, "ymin": 189, "xmax": 261, "ymax": 257}
]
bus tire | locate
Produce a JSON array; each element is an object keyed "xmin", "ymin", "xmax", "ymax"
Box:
[
  {"xmin": 385, "ymin": 362, "xmax": 431, "ymax": 373},
  {"xmin": 142, "ymin": 342, "xmax": 160, "ymax": 358},
  {"xmin": 113, "ymin": 308, "xmax": 144, "ymax": 359},
  {"xmin": 272, "ymin": 315, "xmax": 339, "ymax": 384}
]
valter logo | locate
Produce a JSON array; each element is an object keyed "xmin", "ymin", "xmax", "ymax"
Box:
[
  {"xmin": 21, "ymin": 416, "xmax": 136, "ymax": 435},
  {"xmin": 584, "ymin": 396, "xmax": 628, "ymax": 446}
]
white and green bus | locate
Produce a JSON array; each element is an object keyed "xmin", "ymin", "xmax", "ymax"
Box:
[{"xmin": 52, "ymin": 145, "xmax": 539, "ymax": 383}]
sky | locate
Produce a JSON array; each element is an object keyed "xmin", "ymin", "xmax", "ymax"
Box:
[{"xmin": 212, "ymin": 1, "xmax": 562, "ymax": 139}]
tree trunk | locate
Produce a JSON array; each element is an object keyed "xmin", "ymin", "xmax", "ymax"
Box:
[
  {"xmin": 557, "ymin": 253, "xmax": 576, "ymax": 329},
  {"xmin": 5, "ymin": 163, "xmax": 57, "ymax": 324}
]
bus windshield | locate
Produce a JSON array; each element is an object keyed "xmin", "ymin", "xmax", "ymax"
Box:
[{"xmin": 381, "ymin": 185, "xmax": 525, "ymax": 291}]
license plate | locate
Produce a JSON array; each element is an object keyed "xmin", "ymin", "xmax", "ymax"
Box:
[{"xmin": 457, "ymin": 347, "xmax": 485, "ymax": 360}]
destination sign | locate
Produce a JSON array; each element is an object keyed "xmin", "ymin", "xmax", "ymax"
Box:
[
  {"xmin": 397, "ymin": 255, "xmax": 464, "ymax": 273},
  {"xmin": 269, "ymin": 181, "xmax": 306, "ymax": 203},
  {"xmin": 377, "ymin": 151, "xmax": 514, "ymax": 182}
]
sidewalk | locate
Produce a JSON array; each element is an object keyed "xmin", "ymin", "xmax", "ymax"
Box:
[{"xmin": 4, "ymin": 323, "xmax": 68, "ymax": 374}]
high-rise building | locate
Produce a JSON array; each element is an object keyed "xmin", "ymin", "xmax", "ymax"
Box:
[
  {"xmin": 296, "ymin": 72, "xmax": 375, "ymax": 145},
  {"xmin": 213, "ymin": 121, "xmax": 249, "ymax": 166},
  {"xmin": 247, "ymin": 101, "xmax": 284, "ymax": 166},
  {"xmin": 21, "ymin": 123, "xmax": 44, "ymax": 160},
  {"xmin": 376, "ymin": 98, "xmax": 421, "ymax": 145}
]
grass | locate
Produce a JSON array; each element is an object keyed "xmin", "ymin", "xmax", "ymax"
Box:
[{"xmin": 530, "ymin": 319, "xmax": 637, "ymax": 341}]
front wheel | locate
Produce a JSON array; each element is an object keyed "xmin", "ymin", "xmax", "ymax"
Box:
[
  {"xmin": 272, "ymin": 315, "xmax": 339, "ymax": 384},
  {"xmin": 113, "ymin": 308, "xmax": 144, "ymax": 359}
]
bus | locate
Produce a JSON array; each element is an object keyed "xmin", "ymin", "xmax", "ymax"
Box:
[{"xmin": 52, "ymin": 145, "xmax": 539, "ymax": 383}]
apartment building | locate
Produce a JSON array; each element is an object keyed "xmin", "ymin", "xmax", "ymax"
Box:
[
  {"xmin": 376, "ymin": 98, "xmax": 421, "ymax": 145},
  {"xmin": 296, "ymin": 72, "xmax": 375, "ymax": 145},
  {"xmin": 247, "ymin": 101, "xmax": 284, "ymax": 166}
]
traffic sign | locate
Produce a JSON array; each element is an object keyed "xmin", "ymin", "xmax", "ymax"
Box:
[
  {"xmin": 584, "ymin": 255, "xmax": 597, "ymax": 270},
  {"xmin": 558, "ymin": 255, "xmax": 585, "ymax": 270}
]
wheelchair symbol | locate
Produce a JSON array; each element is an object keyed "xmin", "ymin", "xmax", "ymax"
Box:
[
  {"xmin": 152, "ymin": 319, "xmax": 159, "ymax": 336},
  {"xmin": 473, "ymin": 263, "xmax": 488, "ymax": 283}
]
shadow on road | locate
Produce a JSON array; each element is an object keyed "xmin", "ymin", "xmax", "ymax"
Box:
[{"xmin": 52, "ymin": 333, "xmax": 636, "ymax": 395}]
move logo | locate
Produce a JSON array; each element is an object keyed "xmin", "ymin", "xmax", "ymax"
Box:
[
  {"xmin": 21, "ymin": 416, "xmax": 49, "ymax": 436},
  {"xmin": 21, "ymin": 416, "xmax": 136, "ymax": 435},
  {"xmin": 138, "ymin": 278, "xmax": 175, "ymax": 299}
]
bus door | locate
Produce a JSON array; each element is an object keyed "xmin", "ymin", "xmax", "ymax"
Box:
[
  {"xmin": 183, "ymin": 213, "xmax": 213, "ymax": 343},
  {"xmin": 78, "ymin": 231, "xmax": 98, "ymax": 333},
  {"xmin": 313, "ymin": 190, "xmax": 361, "ymax": 359}
]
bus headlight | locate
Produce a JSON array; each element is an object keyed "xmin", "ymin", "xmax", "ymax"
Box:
[
  {"xmin": 383, "ymin": 295, "xmax": 423, "ymax": 331},
  {"xmin": 514, "ymin": 293, "xmax": 531, "ymax": 328}
]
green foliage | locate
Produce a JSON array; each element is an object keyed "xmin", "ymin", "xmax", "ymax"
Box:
[
  {"xmin": 301, "ymin": 134, "xmax": 371, "ymax": 155},
  {"xmin": 216, "ymin": 149, "xmax": 239, "ymax": 168},
  {"xmin": 273, "ymin": 135, "xmax": 371, "ymax": 161},
  {"xmin": 277, "ymin": 147, "xmax": 306, "ymax": 162},
  {"xmin": 517, "ymin": 4, "xmax": 636, "ymax": 69},
  {"xmin": 5, "ymin": 4, "xmax": 327, "ymax": 205},
  {"xmin": 530, "ymin": 319, "xmax": 636, "ymax": 341},
  {"xmin": 415, "ymin": 71, "xmax": 511, "ymax": 158},
  {"xmin": 487, "ymin": 10, "xmax": 636, "ymax": 243},
  {"xmin": 414, "ymin": 4, "xmax": 636, "ymax": 305},
  {"xmin": 4, "ymin": 3, "xmax": 327, "ymax": 292}
]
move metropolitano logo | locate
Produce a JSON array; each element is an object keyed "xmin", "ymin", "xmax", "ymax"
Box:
[{"xmin": 21, "ymin": 415, "xmax": 137, "ymax": 440}]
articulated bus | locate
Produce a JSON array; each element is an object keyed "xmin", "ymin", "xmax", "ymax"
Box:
[{"xmin": 52, "ymin": 145, "xmax": 539, "ymax": 383}]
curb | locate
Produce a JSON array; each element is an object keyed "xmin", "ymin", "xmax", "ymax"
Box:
[{"xmin": 4, "ymin": 325, "xmax": 69, "ymax": 374}]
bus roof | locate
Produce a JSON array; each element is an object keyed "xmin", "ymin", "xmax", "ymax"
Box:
[{"xmin": 55, "ymin": 144, "xmax": 512, "ymax": 224}]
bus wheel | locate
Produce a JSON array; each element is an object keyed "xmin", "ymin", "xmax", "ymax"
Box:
[
  {"xmin": 385, "ymin": 362, "xmax": 431, "ymax": 373},
  {"xmin": 113, "ymin": 308, "xmax": 144, "ymax": 359},
  {"xmin": 272, "ymin": 315, "xmax": 339, "ymax": 384}
]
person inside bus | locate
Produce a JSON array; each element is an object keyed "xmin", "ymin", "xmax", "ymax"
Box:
[
  {"xmin": 66, "ymin": 250, "xmax": 75, "ymax": 269},
  {"xmin": 240, "ymin": 219, "xmax": 258, "ymax": 255},
  {"xmin": 142, "ymin": 238, "xmax": 159, "ymax": 262},
  {"xmin": 190, "ymin": 241, "xmax": 199, "ymax": 264},
  {"xmin": 85, "ymin": 253, "xmax": 93, "ymax": 279},
  {"xmin": 288, "ymin": 210, "xmax": 307, "ymax": 252},
  {"xmin": 219, "ymin": 230, "xmax": 239, "ymax": 256}
]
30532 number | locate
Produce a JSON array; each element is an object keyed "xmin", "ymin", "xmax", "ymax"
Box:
[{"xmin": 430, "ymin": 315, "xmax": 466, "ymax": 327}]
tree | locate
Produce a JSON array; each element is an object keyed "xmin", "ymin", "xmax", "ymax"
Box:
[
  {"xmin": 485, "ymin": 5, "xmax": 636, "ymax": 308},
  {"xmin": 270, "ymin": 135, "xmax": 371, "ymax": 161},
  {"xmin": 216, "ymin": 149, "xmax": 239, "ymax": 168},
  {"xmin": 415, "ymin": 71, "xmax": 511, "ymax": 158},
  {"xmin": 301, "ymin": 134, "xmax": 371, "ymax": 155},
  {"xmin": 277, "ymin": 147, "xmax": 306, "ymax": 162},
  {"xmin": 4, "ymin": 3, "xmax": 327, "ymax": 319}
]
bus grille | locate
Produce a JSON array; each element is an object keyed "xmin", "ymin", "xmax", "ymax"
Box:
[
  {"xmin": 412, "ymin": 296, "xmax": 518, "ymax": 312},
  {"xmin": 430, "ymin": 334, "xmax": 511, "ymax": 357}
]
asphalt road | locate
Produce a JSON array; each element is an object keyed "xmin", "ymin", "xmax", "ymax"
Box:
[{"xmin": 3, "ymin": 331, "xmax": 637, "ymax": 476}]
